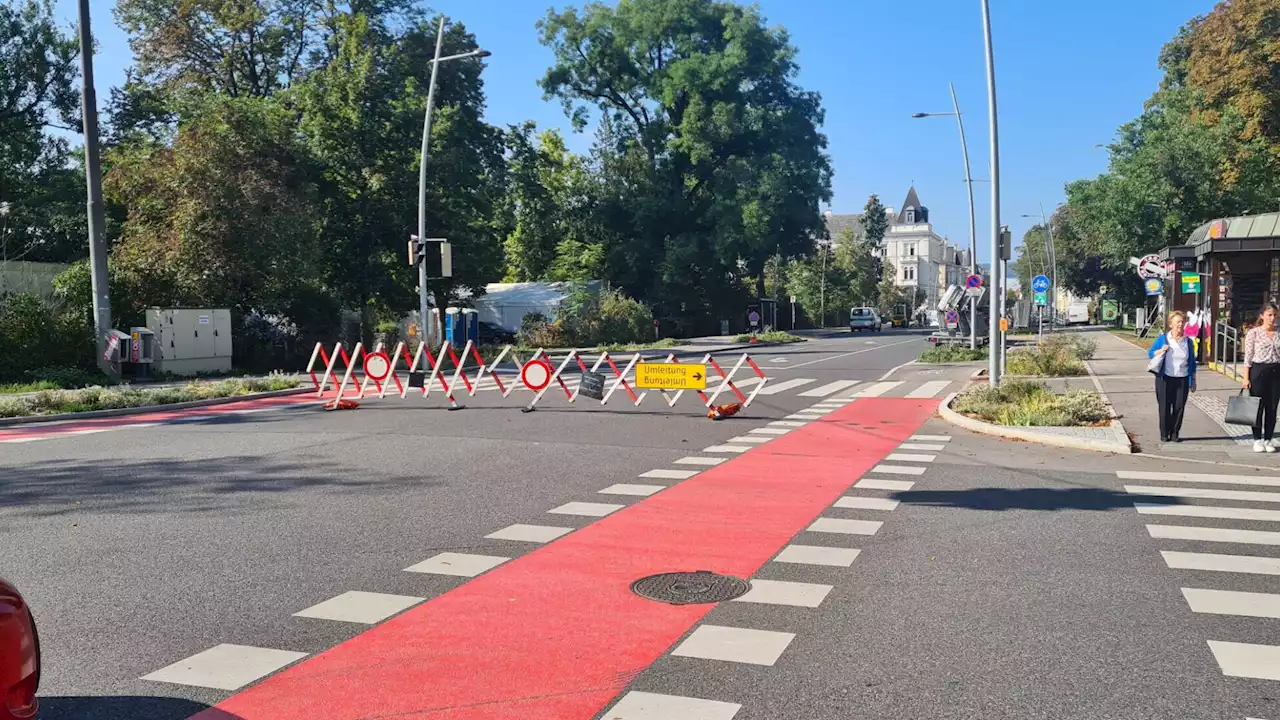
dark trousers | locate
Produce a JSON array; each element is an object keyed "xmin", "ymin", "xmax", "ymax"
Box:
[
  {"xmin": 1252, "ymin": 363, "xmax": 1280, "ymax": 440},
  {"xmin": 1155, "ymin": 374, "xmax": 1189, "ymax": 440}
]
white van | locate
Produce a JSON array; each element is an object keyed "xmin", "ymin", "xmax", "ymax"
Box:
[{"xmin": 849, "ymin": 307, "xmax": 882, "ymax": 332}]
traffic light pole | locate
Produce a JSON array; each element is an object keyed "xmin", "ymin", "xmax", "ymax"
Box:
[{"xmin": 417, "ymin": 17, "xmax": 446, "ymax": 350}]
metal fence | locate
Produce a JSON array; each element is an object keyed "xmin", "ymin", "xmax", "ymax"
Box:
[{"xmin": 1214, "ymin": 321, "xmax": 1241, "ymax": 379}]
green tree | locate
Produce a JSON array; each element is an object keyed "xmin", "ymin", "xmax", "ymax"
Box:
[
  {"xmin": 0, "ymin": 0, "xmax": 86, "ymax": 264},
  {"xmin": 501, "ymin": 124, "xmax": 602, "ymax": 283},
  {"xmin": 537, "ymin": 0, "xmax": 832, "ymax": 330},
  {"xmin": 1013, "ymin": 224, "xmax": 1050, "ymax": 295},
  {"xmin": 103, "ymin": 96, "xmax": 325, "ymax": 320}
]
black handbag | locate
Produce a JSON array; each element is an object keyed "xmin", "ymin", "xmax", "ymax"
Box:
[{"xmin": 1225, "ymin": 389, "xmax": 1261, "ymax": 426}]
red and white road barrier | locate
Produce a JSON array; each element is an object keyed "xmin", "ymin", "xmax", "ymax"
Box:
[{"xmin": 304, "ymin": 342, "xmax": 769, "ymax": 416}]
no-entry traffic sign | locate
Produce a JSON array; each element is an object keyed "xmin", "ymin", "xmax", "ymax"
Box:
[
  {"xmin": 363, "ymin": 351, "xmax": 391, "ymax": 381},
  {"xmin": 521, "ymin": 358, "xmax": 553, "ymax": 391},
  {"xmin": 635, "ymin": 363, "xmax": 708, "ymax": 390}
]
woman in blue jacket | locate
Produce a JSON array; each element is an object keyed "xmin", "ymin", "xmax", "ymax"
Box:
[{"xmin": 1148, "ymin": 311, "xmax": 1197, "ymax": 443}]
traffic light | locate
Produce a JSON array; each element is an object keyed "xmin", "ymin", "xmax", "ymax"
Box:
[
  {"xmin": 999, "ymin": 226, "xmax": 1012, "ymax": 261},
  {"xmin": 409, "ymin": 235, "xmax": 452, "ymax": 278},
  {"xmin": 408, "ymin": 235, "xmax": 421, "ymax": 266},
  {"xmin": 424, "ymin": 241, "xmax": 453, "ymax": 279}
]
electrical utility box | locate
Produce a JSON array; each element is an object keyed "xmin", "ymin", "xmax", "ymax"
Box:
[{"xmin": 145, "ymin": 308, "xmax": 234, "ymax": 376}]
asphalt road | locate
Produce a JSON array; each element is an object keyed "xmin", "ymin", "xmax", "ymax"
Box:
[{"xmin": 5, "ymin": 328, "xmax": 1275, "ymax": 719}]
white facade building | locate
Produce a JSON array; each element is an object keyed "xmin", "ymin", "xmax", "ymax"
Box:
[{"xmin": 881, "ymin": 187, "xmax": 970, "ymax": 325}]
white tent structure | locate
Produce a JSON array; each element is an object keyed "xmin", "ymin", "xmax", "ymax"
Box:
[{"xmin": 467, "ymin": 281, "xmax": 603, "ymax": 332}]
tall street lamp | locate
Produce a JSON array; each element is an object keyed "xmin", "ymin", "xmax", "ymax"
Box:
[
  {"xmin": 981, "ymin": 0, "xmax": 1003, "ymax": 387},
  {"xmin": 912, "ymin": 81, "xmax": 978, "ymax": 350},
  {"xmin": 418, "ymin": 16, "xmax": 490, "ymax": 349},
  {"xmin": 76, "ymin": 0, "xmax": 113, "ymax": 377},
  {"xmin": 821, "ymin": 210, "xmax": 832, "ymax": 328},
  {"xmin": 1021, "ymin": 205, "xmax": 1058, "ymax": 327}
]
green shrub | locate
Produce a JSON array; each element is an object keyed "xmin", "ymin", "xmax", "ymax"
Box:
[
  {"xmin": 952, "ymin": 380, "xmax": 1109, "ymax": 426},
  {"xmin": 733, "ymin": 330, "xmax": 805, "ymax": 343},
  {"xmin": 919, "ymin": 345, "xmax": 988, "ymax": 363},
  {"xmin": 1006, "ymin": 334, "xmax": 1087, "ymax": 376}
]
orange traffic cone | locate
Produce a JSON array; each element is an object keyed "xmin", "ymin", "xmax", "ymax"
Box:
[
  {"xmin": 323, "ymin": 399, "xmax": 360, "ymax": 411},
  {"xmin": 707, "ymin": 402, "xmax": 742, "ymax": 420}
]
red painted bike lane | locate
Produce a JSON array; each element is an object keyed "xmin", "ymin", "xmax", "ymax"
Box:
[
  {"xmin": 0, "ymin": 392, "xmax": 320, "ymax": 443},
  {"xmin": 196, "ymin": 397, "xmax": 938, "ymax": 720}
]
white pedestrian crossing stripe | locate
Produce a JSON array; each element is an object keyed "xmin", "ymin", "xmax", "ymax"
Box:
[
  {"xmin": 754, "ymin": 378, "xmax": 816, "ymax": 395},
  {"xmin": 1123, "ymin": 468, "xmax": 1280, "ymax": 686},
  {"xmin": 798, "ymin": 380, "xmax": 860, "ymax": 397},
  {"xmin": 905, "ymin": 380, "xmax": 952, "ymax": 398},
  {"xmin": 847, "ymin": 381, "xmax": 905, "ymax": 398}
]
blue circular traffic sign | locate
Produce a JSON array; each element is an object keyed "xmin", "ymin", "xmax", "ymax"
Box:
[
  {"xmin": 1032, "ymin": 274, "xmax": 1050, "ymax": 292},
  {"xmin": 965, "ymin": 274, "xmax": 983, "ymax": 289}
]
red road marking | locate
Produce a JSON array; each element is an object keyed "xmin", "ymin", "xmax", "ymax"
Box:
[
  {"xmin": 0, "ymin": 392, "xmax": 321, "ymax": 442},
  {"xmin": 196, "ymin": 398, "xmax": 938, "ymax": 720}
]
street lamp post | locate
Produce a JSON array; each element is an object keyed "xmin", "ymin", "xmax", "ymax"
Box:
[
  {"xmin": 981, "ymin": 0, "xmax": 1002, "ymax": 387},
  {"xmin": 418, "ymin": 16, "xmax": 490, "ymax": 350},
  {"xmin": 911, "ymin": 82, "xmax": 978, "ymax": 350},
  {"xmin": 1021, "ymin": 205, "xmax": 1059, "ymax": 329},
  {"xmin": 76, "ymin": 0, "xmax": 113, "ymax": 377},
  {"xmin": 821, "ymin": 210, "xmax": 832, "ymax": 328}
]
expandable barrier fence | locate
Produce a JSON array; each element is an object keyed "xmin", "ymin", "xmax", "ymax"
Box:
[{"xmin": 304, "ymin": 341, "xmax": 770, "ymax": 417}]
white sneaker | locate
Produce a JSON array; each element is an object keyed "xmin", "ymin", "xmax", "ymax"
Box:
[
  {"xmin": 1268, "ymin": 443, "xmax": 1277, "ymax": 454},
  {"xmin": 1255, "ymin": 440, "xmax": 1267, "ymax": 453}
]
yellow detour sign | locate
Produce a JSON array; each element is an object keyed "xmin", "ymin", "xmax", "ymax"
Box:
[{"xmin": 635, "ymin": 363, "xmax": 708, "ymax": 390}]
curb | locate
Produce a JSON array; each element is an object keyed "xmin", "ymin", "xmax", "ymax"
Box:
[
  {"xmin": 938, "ymin": 391, "xmax": 1133, "ymax": 455},
  {"xmin": 0, "ymin": 387, "xmax": 313, "ymax": 428}
]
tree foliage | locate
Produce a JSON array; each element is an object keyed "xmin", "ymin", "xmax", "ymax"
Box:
[
  {"xmin": 0, "ymin": 0, "xmax": 86, "ymax": 264},
  {"xmin": 1058, "ymin": 0, "xmax": 1280, "ymax": 305},
  {"xmin": 536, "ymin": 0, "xmax": 832, "ymax": 331}
]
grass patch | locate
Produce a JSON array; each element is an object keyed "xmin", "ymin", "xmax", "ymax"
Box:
[
  {"xmin": 733, "ymin": 330, "xmax": 805, "ymax": 344},
  {"xmin": 919, "ymin": 345, "xmax": 988, "ymax": 363},
  {"xmin": 597, "ymin": 338, "xmax": 687, "ymax": 352},
  {"xmin": 952, "ymin": 380, "xmax": 1109, "ymax": 427},
  {"xmin": 0, "ymin": 380, "xmax": 62, "ymax": 394},
  {"xmin": 0, "ymin": 372, "xmax": 302, "ymax": 419},
  {"xmin": 1107, "ymin": 327, "xmax": 1155, "ymax": 350}
]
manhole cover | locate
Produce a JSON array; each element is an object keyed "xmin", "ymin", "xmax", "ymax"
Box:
[{"xmin": 630, "ymin": 571, "xmax": 751, "ymax": 605}]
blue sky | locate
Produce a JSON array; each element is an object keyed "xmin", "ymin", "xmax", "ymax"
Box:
[{"xmin": 55, "ymin": 0, "xmax": 1213, "ymax": 266}]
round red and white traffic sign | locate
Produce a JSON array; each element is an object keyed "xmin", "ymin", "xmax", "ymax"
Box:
[
  {"xmin": 364, "ymin": 351, "xmax": 391, "ymax": 381},
  {"xmin": 521, "ymin": 358, "xmax": 553, "ymax": 391}
]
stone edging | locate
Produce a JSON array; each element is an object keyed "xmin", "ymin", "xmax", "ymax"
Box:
[
  {"xmin": 0, "ymin": 387, "xmax": 313, "ymax": 428},
  {"xmin": 938, "ymin": 391, "xmax": 1133, "ymax": 455}
]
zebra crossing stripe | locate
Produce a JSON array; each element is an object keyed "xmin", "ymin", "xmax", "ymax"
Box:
[
  {"xmin": 848, "ymin": 381, "xmax": 905, "ymax": 398},
  {"xmin": 753, "ymin": 378, "xmax": 816, "ymax": 396},
  {"xmin": 906, "ymin": 381, "xmax": 951, "ymax": 398},
  {"xmin": 1134, "ymin": 503, "xmax": 1280, "ymax": 522},
  {"xmin": 798, "ymin": 380, "xmax": 860, "ymax": 398},
  {"xmin": 1148, "ymin": 524, "xmax": 1280, "ymax": 546},
  {"xmin": 1126, "ymin": 485, "xmax": 1280, "ymax": 505},
  {"xmin": 1118, "ymin": 470, "xmax": 1280, "ymax": 488}
]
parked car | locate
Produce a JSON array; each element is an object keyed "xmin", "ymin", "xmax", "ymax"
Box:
[
  {"xmin": 849, "ymin": 307, "xmax": 882, "ymax": 332},
  {"xmin": 0, "ymin": 578, "xmax": 38, "ymax": 720},
  {"xmin": 477, "ymin": 321, "xmax": 516, "ymax": 345}
]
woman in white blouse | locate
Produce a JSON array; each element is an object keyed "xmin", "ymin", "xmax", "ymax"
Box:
[
  {"xmin": 1244, "ymin": 303, "xmax": 1280, "ymax": 452},
  {"xmin": 1149, "ymin": 311, "xmax": 1196, "ymax": 443}
]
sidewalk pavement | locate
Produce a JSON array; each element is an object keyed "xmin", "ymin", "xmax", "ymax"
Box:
[{"xmin": 1088, "ymin": 329, "xmax": 1259, "ymax": 459}]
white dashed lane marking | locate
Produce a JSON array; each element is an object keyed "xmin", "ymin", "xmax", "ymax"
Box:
[
  {"xmin": 141, "ymin": 644, "xmax": 307, "ymax": 690},
  {"xmin": 671, "ymin": 625, "xmax": 796, "ymax": 667},
  {"xmin": 404, "ymin": 552, "xmax": 510, "ymax": 577},
  {"xmin": 293, "ymin": 591, "xmax": 423, "ymax": 625}
]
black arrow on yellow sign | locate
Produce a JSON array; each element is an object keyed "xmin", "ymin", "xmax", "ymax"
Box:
[{"xmin": 693, "ymin": 372, "xmax": 703, "ymax": 381}]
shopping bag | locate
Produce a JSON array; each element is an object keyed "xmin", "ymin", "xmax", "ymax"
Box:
[
  {"xmin": 1147, "ymin": 353, "xmax": 1164, "ymax": 374},
  {"xmin": 1225, "ymin": 390, "xmax": 1261, "ymax": 426}
]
